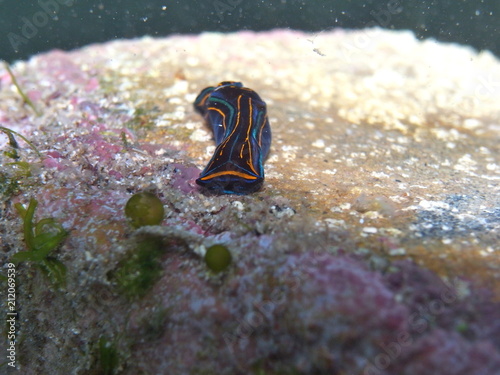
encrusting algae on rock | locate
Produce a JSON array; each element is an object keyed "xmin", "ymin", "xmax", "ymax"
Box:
[{"xmin": 0, "ymin": 29, "xmax": 499, "ymax": 374}]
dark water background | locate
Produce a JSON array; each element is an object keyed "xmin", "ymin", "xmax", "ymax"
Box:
[{"xmin": 0, "ymin": 0, "xmax": 499, "ymax": 62}]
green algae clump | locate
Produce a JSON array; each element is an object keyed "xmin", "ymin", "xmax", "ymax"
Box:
[
  {"xmin": 125, "ymin": 192, "xmax": 164, "ymax": 228},
  {"xmin": 11, "ymin": 198, "xmax": 68, "ymax": 289},
  {"xmin": 98, "ymin": 336, "xmax": 119, "ymax": 375},
  {"xmin": 112, "ymin": 237, "xmax": 164, "ymax": 299},
  {"xmin": 204, "ymin": 244, "xmax": 232, "ymax": 273}
]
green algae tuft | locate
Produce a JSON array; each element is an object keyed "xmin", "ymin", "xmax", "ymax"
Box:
[
  {"xmin": 98, "ymin": 336, "xmax": 119, "ymax": 375},
  {"xmin": 112, "ymin": 236, "xmax": 164, "ymax": 299},
  {"xmin": 0, "ymin": 126, "xmax": 42, "ymax": 160},
  {"xmin": 3, "ymin": 63, "xmax": 41, "ymax": 117},
  {"xmin": 12, "ymin": 198, "xmax": 68, "ymax": 288}
]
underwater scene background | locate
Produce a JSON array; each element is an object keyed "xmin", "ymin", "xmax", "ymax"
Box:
[
  {"xmin": 1, "ymin": 1, "xmax": 500, "ymax": 375},
  {"xmin": 0, "ymin": 0, "xmax": 499, "ymax": 62}
]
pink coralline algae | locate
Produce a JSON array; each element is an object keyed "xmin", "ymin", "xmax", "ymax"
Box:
[
  {"xmin": 125, "ymin": 248, "xmax": 500, "ymax": 375},
  {"xmin": 71, "ymin": 131, "xmax": 122, "ymax": 164},
  {"xmin": 397, "ymin": 329, "xmax": 499, "ymax": 375},
  {"xmin": 42, "ymin": 152, "xmax": 68, "ymax": 171},
  {"xmin": 169, "ymin": 163, "xmax": 201, "ymax": 194}
]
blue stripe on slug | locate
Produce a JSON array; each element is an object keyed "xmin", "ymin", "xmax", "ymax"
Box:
[{"xmin": 194, "ymin": 81, "xmax": 271, "ymax": 195}]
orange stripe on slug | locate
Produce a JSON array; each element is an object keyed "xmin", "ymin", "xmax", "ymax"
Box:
[{"xmin": 199, "ymin": 170, "xmax": 259, "ymax": 181}]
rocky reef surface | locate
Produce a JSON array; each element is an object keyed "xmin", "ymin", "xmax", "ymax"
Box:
[{"xmin": 0, "ymin": 29, "xmax": 499, "ymax": 374}]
